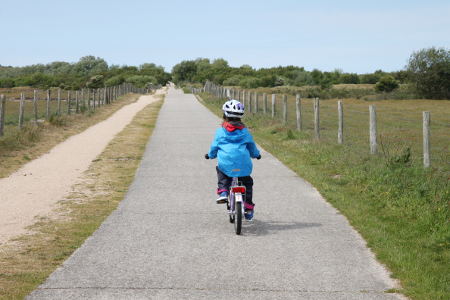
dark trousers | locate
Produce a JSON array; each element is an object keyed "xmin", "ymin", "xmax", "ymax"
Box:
[{"xmin": 216, "ymin": 166, "xmax": 254, "ymax": 208}]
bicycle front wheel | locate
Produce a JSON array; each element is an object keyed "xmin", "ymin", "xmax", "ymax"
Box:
[{"xmin": 234, "ymin": 201, "xmax": 242, "ymax": 235}]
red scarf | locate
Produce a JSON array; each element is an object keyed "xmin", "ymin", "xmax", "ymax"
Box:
[{"xmin": 222, "ymin": 121, "xmax": 245, "ymax": 132}]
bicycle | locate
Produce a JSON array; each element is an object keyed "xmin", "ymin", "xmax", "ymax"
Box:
[{"xmin": 204, "ymin": 154, "xmax": 260, "ymax": 235}]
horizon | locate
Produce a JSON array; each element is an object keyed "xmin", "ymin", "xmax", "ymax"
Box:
[
  {"xmin": 1, "ymin": 0, "xmax": 449, "ymax": 73},
  {"xmin": 0, "ymin": 55, "xmax": 408, "ymax": 75}
]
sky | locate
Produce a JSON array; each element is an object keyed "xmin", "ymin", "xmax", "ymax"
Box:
[{"xmin": 1, "ymin": 0, "xmax": 449, "ymax": 73}]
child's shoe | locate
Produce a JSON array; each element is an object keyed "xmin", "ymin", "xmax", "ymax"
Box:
[
  {"xmin": 244, "ymin": 209, "xmax": 254, "ymax": 221},
  {"xmin": 216, "ymin": 191, "xmax": 228, "ymax": 204}
]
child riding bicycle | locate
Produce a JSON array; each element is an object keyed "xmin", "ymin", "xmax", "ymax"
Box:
[{"xmin": 205, "ymin": 99, "xmax": 261, "ymax": 220}]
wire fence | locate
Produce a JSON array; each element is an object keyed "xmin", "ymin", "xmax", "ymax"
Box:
[
  {"xmin": 0, "ymin": 83, "xmax": 151, "ymax": 136},
  {"xmin": 193, "ymin": 82, "xmax": 449, "ymax": 171}
]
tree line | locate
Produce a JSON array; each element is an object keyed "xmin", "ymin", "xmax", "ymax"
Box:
[
  {"xmin": 172, "ymin": 58, "xmax": 408, "ymax": 88},
  {"xmin": 0, "ymin": 56, "xmax": 171, "ymax": 90},
  {"xmin": 1, "ymin": 47, "xmax": 448, "ymax": 99},
  {"xmin": 172, "ymin": 47, "xmax": 449, "ymax": 99}
]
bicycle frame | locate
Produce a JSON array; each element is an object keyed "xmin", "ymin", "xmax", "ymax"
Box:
[{"xmin": 228, "ymin": 177, "xmax": 245, "ymax": 217}]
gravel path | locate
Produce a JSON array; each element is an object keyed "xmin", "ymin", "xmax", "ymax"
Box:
[
  {"xmin": 28, "ymin": 87, "xmax": 404, "ymax": 299},
  {"xmin": 0, "ymin": 91, "xmax": 163, "ymax": 244}
]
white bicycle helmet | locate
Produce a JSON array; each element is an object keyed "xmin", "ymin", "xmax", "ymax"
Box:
[{"xmin": 222, "ymin": 99, "xmax": 245, "ymax": 118}]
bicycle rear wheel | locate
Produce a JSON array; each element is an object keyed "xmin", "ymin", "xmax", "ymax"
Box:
[{"xmin": 234, "ymin": 201, "xmax": 242, "ymax": 235}]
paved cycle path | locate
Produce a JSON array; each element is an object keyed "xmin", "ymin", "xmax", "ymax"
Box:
[{"xmin": 29, "ymin": 87, "xmax": 403, "ymax": 299}]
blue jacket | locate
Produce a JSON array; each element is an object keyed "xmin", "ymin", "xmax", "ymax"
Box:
[{"xmin": 208, "ymin": 123, "xmax": 260, "ymax": 177}]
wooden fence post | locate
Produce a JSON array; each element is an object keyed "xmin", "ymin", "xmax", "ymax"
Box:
[
  {"xmin": 87, "ymin": 89, "xmax": 91, "ymax": 111},
  {"xmin": 271, "ymin": 94, "xmax": 276, "ymax": 118},
  {"xmin": 369, "ymin": 105, "xmax": 377, "ymax": 154},
  {"xmin": 93, "ymin": 89, "xmax": 96, "ymax": 111},
  {"xmin": 46, "ymin": 90, "xmax": 50, "ymax": 119},
  {"xmin": 0, "ymin": 95, "xmax": 5, "ymax": 136},
  {"xmin": 57, "ymin": 88, "xmax": 61, "ymax": 115},
  {"xmin": 67, "ymin": 91, "xmax": 71, "ymax": 114},
  {"xmin": 254, "ymin": 92, "xmax": 258, "ymax": 113},
  {"xmin": 338, "ymin": 101, "xmax": 343, "ymax": 144},
  {"xmin": 248, "ymin": 92, "xmax": 252, "ymax": 113},
  {"xmin": 33, "ymin": 90, "xmax": 38, "ymax": 122},
  {"xmin": 75, "ymin": 91, "xmax": 79, "ymax": 113},
  {"xmin": 18, "ymin": 93, "xmax": 25, "ymax": 129},
  {"xmin": 263, "ymin": 93, "xmax": 267, "ymax": 114},
  {"xmin": 283, "ymin": 95, "xmax": 288, "ymax": 125},
  {"xmin": 423, "ymin": 111, "xmax": 430, "ymax": 168},
  {"xmin": 296, "ymin": 94, "xmax": 302, "ymax": 131},
  {"xmin": 80, "ymin": 89, "xmax": 84, "ymax": 110},
  {"xmin": 314, "ymin": 98, "xmax": 320, "ymax": 140}
]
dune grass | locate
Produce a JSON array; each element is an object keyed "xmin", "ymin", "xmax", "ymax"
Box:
[{"xmin": 198, "ymin": 92, "xmax": 449, "ymax": 300}]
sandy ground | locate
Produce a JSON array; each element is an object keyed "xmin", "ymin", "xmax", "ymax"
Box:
[{"xmin": 0, "ymin": 89, "xmax": 165, "ymax": 245}]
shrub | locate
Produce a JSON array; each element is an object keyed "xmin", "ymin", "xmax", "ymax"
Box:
[
  {"xmin": 375, "ymin": 75, "xmax": 399, "ymax": 93},
  {"xmin": 171, "ymin": 60, "xmax": 198, "ymax": 83},
  {"xmin": 223, "ymin": 75, "xmax": 243, "ymax": 86},
  {"xmin": 239, "ymin": 77, "xmax": 261, "ymax": 88},
  {"xmin": 340, "ymin": 73, "xmax": 360, "ymax": 84},
  {"xmin": 407, "ymin": 47, "xmax": 450, "ymax": 99},
  {"xmin": 125, "ymin": 75, "xmax": 157, "ymax": 88},
  {"xmin": 105, "ymin": 75, "xmax": 125, "ymax": 87},
  {"xmin": 0, "ymin": 78, "xmax": 15, "ymax": 88},
  {"xmin": 86, "ymin": 75, "xmax": 104, "ymax": 89}
]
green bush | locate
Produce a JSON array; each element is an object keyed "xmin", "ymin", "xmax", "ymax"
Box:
[
  {"xmin": 86, "ymin": 75, "xmax": 104, "ymax": 89},
  {"xmin": 340, "ymin": 73, "xmax": 360, "ymax": 84},
  {"xmin": 15, "ymin": 73, "xmax": 55, "ymax": 89},
  {"xmin": 104, "ymin": 75, "xmax": 125, "ymax": 87},
  {"xmin": 125, "ymin": 75, "xmax": 157, "ymax": 88},
  {"xmin": 407, "ymin": 47, "xmax": 450, "ymax": 99},
  {"xmin": 223, "ymin": 75, "xmax": 243, "ymax": 86},
  {"xmin": 239, "ymin": 77, "xmax": 261, "ymax": 88},
  {"xmin": 0, "ymin": 78, "xmax": 15, "ymax": 88},
  {"xmin": 375, "ymin": 75, "xmax": 399, "ymax": 92}
]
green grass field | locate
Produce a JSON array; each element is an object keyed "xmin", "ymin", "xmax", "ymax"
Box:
[
  {"xmin": 227, "ymin": 91, "xmax": 450, "ymax": 173},
  {"xmin": 199, "ymin": 92, "xmax": 450, "ymax": 300}
]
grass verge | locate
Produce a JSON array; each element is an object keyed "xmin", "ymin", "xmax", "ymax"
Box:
[
  {"xmin": 198, "ymin": 92, "xmax": 449, "ymax": 300},
  {"xmin": 0, "ymin": 97, "xmax": 164, "ymax": 299},
  {"xmin": 0, "ymin": 93, "xmax": 144, "ymax": 178}
]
